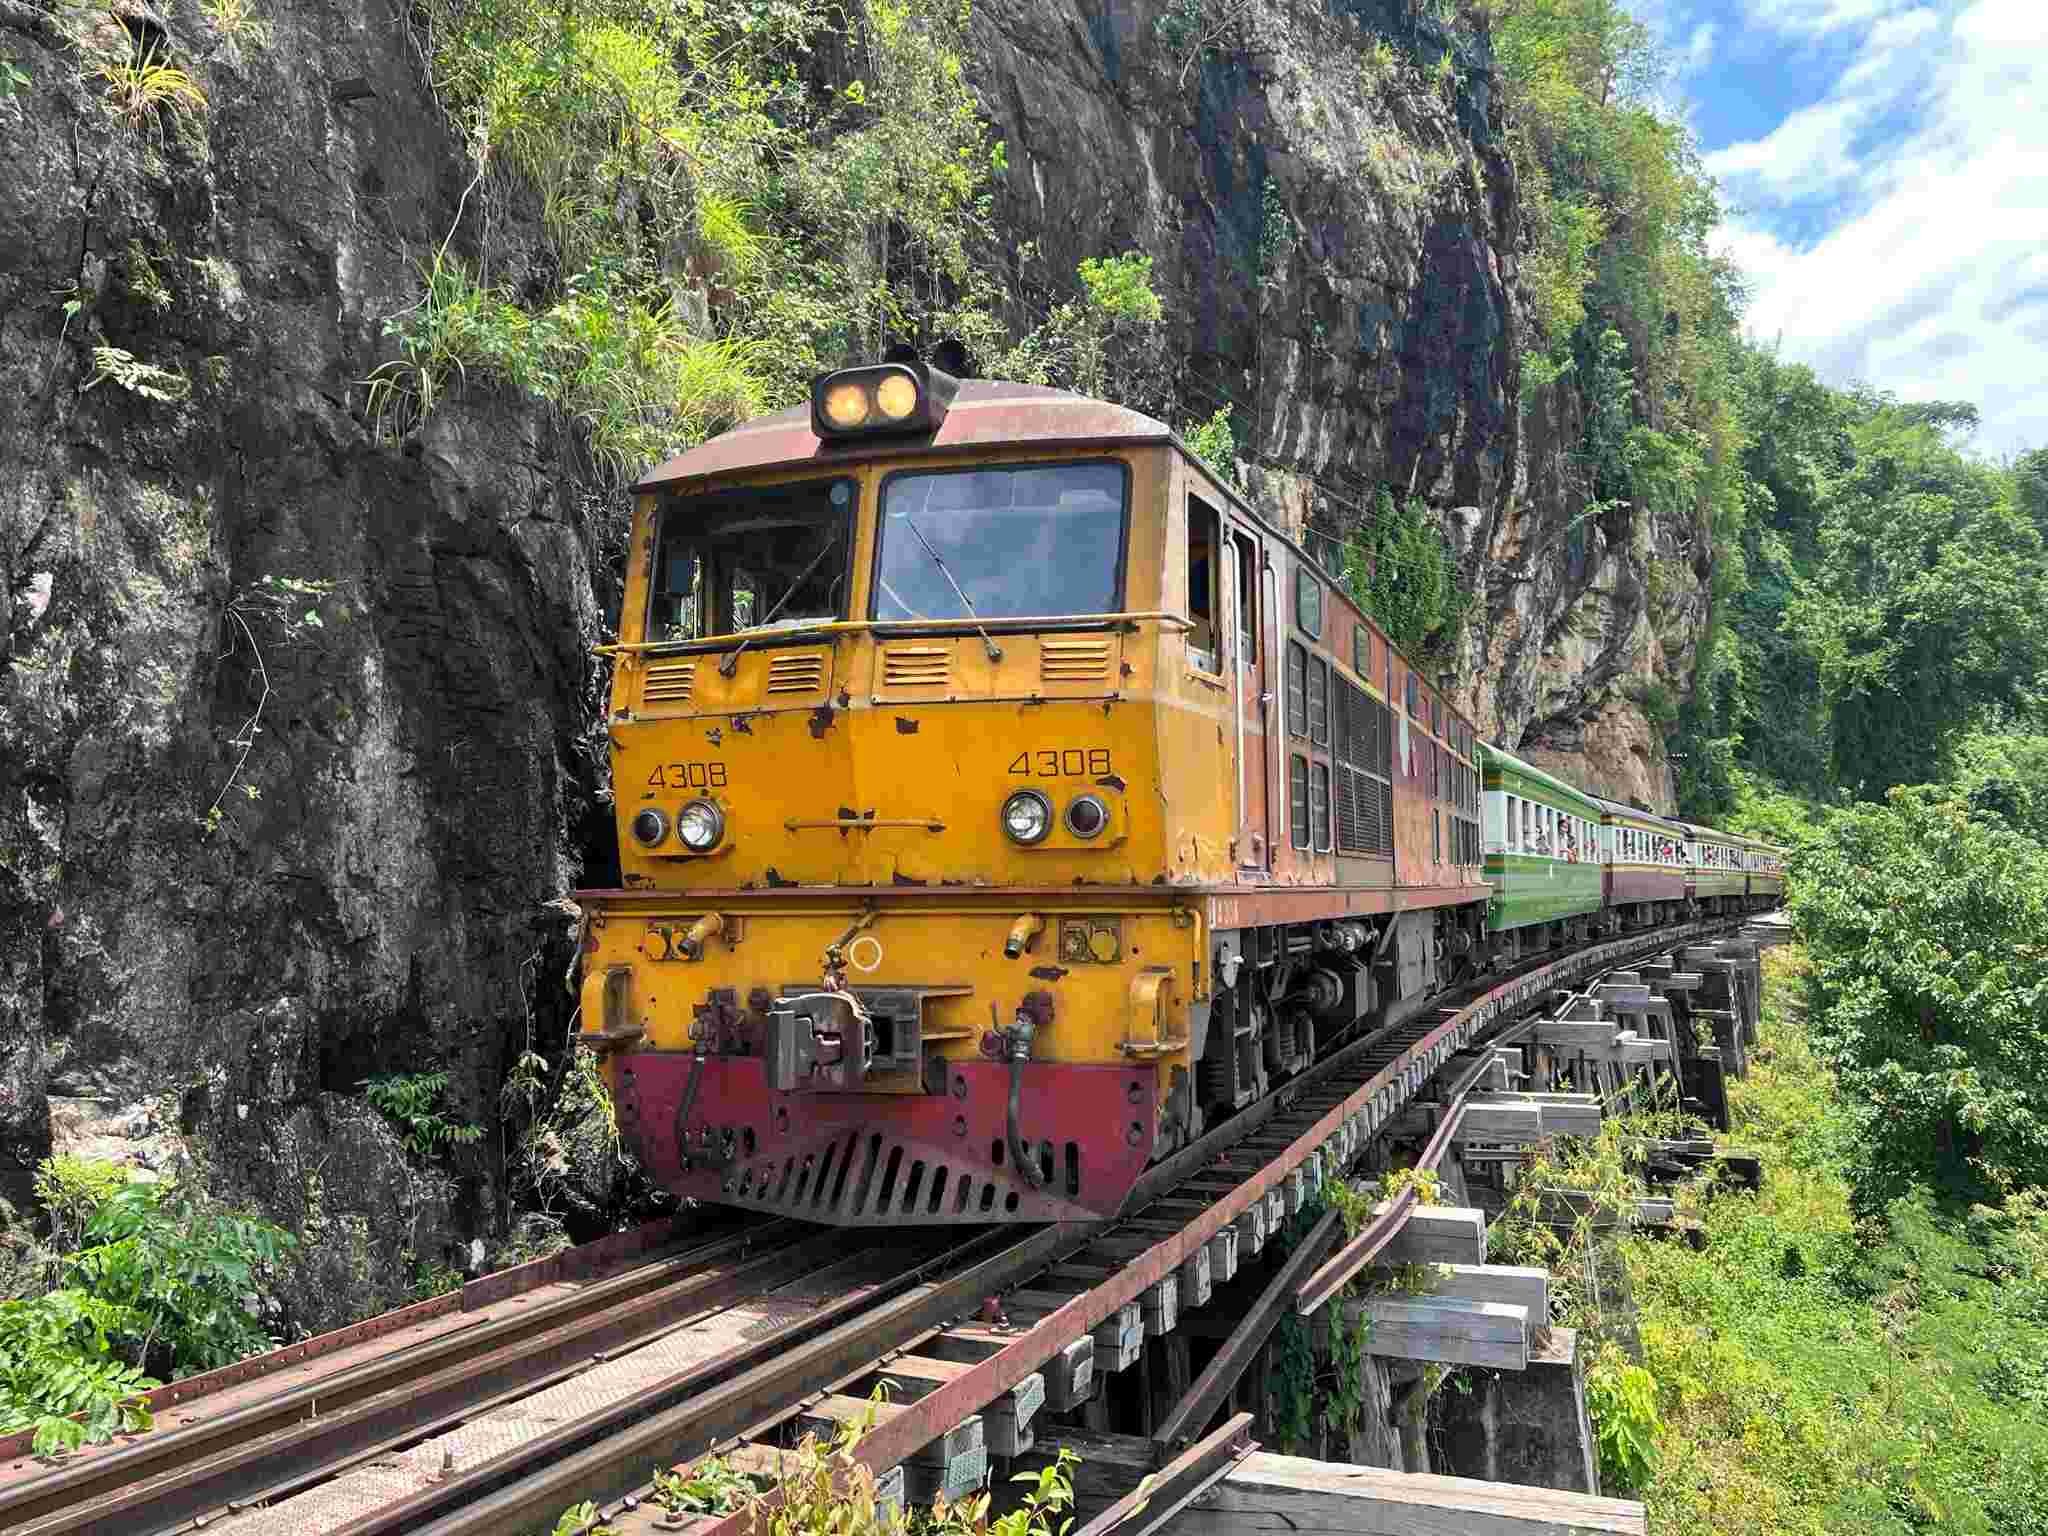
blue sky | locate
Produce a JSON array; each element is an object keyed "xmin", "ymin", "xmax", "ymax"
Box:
[{"xmin": 1638, "ymin": 0, "xmax": 2047, "ymax": 458}]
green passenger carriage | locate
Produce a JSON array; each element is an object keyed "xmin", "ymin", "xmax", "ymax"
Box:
[{"xmin": 1480, "ymin": 743, "xmax": 1606, "ymax": 952}]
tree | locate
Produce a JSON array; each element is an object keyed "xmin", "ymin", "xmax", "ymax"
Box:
[
  {"xmin": 1792, "ymin": 789, "xmax": 2048, "ymax": 1212},
  {"xmin": 1787, "ymin": 408, "xmax": 2048, "ymax": 798}
]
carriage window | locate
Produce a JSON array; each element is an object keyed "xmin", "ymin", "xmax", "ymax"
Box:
[
  {"xmin": 1187, "ymin": 495, "xmax": 1221, "ymax": 671},
  {"xmin": 874, "ymin": 461, "xmax": 1125, "ymax": 621},
  {"xmin": 1286, "ymin": 644, "xmax": 1308, "ymax": 738},
  {"xmin": 648, "ymin": 477, "xmax": 853, "ymax": 640},
  {"xmin": 1506, "ymin": 795, "xmax": 1519, "ymax": 850}
]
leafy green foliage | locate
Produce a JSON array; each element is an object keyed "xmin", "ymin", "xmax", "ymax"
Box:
[
  {"xmin": 33, "ymin": 1156, "xmax": 129, "ymax": 1253},
  {"xmin": 92, "ymin": 40, "xmax": 207, "ymax": 131},
  {"xmin": 655, "ymin": 1455, "xmax": 754, "ymax": 1516},
  {"xmin": 991, "ymin": 254, "xmax": 1173, "ymax": 411},
  {"xmin": 1587, "ymin": 1341, "xmax": 1661, "ymax": 1491},
  {"xmin": 632, "ymin": 1387, "xmax": 1077, "ymax": 1533},
  {"xmin": 0, "ymin": 1289, "xmax": 157, "ymax": 1454},
  {"xmin": 550, "ymin": 1501, "xmax": 614, "ymax": 1536},
  {"xmin": 66, "ymin": 1180, "xmax": 296, "ymax": 1373},
  {"xmin": 1, "ymin": 1171, "xmax": 293, "ymax": 1454},
  {"xmin": 362, "ymin": 1072, "xmax": 486, "ymax": 1159},
  {"xmin": 1075, "ymin": 253, "xmax": 1164, "ymax": 324},
  {"xmin": 1787, "ymin": 407, "xmax": 2048, "ymax": 799},
  {"xmin": 387, "ymin": 0, "xmax": 1011, "ymax": 480},
  {"xmin": 1628, "ymin": 947, "xmax": 2048, "ymax": 1535},
  {"xmin": 1685, "ymin": 349, "xmax": 2048, "ymax": 819},
  {"xmin": 1790, "ymin": 790, "xmax": 2048, "ymax": 1210},
  {"xmin": 1181, "ymin": 406, "xmax": 1238, "ymax": 487},
  {"xmin": 82, "ymin": 346, "xmax": 190, "ymax": 403},
  {"xmin": 366, "ymin": 256, "xmax": 768, "ymax": 483},
  {"xmin": 1339, "ymin": 490, "xmax": 1470, "ymax": 669}
]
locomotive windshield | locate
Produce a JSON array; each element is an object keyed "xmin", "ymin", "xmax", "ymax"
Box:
[
  {"xmin": 873, "ymin": 461, "xmax": 1125, "ymax": 621},
  {"xmin": 646, "ymin": 477, "xmax": 853, "ymax": 641}
]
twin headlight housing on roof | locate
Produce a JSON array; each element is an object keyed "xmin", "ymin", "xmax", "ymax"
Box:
[
  {"xmin": 1001, "ymin": 790, "xmax": 1111, "ymax": 846},
  {"xmin": 810, "ymin": 362, "xmax": 960, "ymax": 439},
  {"xmin": 630, "ymin": 799, "xmax": 725, "ymax": 853}
]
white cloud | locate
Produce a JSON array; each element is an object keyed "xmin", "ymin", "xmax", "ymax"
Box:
[
  {"xmin": 1742, "ymin": 0, "xmax": 1917, "ymax": 36},
  {"xmin": 1683, "ymin": 21, "xmax": 1719, "ymax": 74},
  {"xmin": 1711, "ymin": 0, "xmax": 2048, "ymax": 456}
]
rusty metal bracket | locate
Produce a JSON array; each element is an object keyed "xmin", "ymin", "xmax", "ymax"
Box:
[
  {"xmin": 1075, "ymin": 1413, "xmax": 1257, "ymax": 1536},
  {"xmin": 1153, "ymin": 1210, "xmax": 1341, "ymax": 1451}
]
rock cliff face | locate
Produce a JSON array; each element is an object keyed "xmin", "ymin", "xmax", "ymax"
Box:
[
  {"xmin": 0, "ymin": 0, "xmax": 610, "ymax": 1324},
  {"xmin": 968, "ymin": 0, "xmax": 1707, "ymax": 807},
  {"xmin": 0, "ymin": 0, "xmax": 1709, "ymax": 1319}
]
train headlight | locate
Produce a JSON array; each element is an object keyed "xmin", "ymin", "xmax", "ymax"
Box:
[
  {"xmin": 1001, "ymin": 790, "xmax": 1053, "ymax": 846},
  {"xmin": 820, "ymin": 380, "xmax": 870, "ymax": 431},
  {"xmin": 809, "ymin": 361, "xmax": 958, "ymax": 438},
  {"xmin": 1064, "ymin": 793, "xmax": 1109, "ymax": 840},
  {"xmin": 630, "ymin": 808, "xmax": 668, "ymax": 848},
  {"xmin": 874, "ymin": 371, "xmax": 919, "ymax": 420},
  {"xmin": 676, "ymin": 799, "xmax": 726, "ymax": 852}
]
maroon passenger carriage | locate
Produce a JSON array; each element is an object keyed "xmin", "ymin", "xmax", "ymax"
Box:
[{"xmin": 1593, "ymin": 796, "xmax": 1690, "ymax": 932}]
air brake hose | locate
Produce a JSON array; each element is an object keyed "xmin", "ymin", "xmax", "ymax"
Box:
[{"xmin": 1005, "ymin": 1011, "xmax": 1049, "ymax": 1189}]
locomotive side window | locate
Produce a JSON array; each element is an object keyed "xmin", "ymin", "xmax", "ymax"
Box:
[
  {"xmin": 647, "ymin": 477, "xmax": 852, "ymax": 641},
  {"xmin": 1308, "ymin": 657, "xmax": 1330, "ymax": 745},
  {"xmin": 873, "ymin": 461, "xmax": 1125, "ymax": 621},
  {"xmin": 1290, "ymin": 754, "xmax": 1310, "ymax": 848},
  {"xmin": 1235, "ymin": 531, "xmax": 1258, "ymax": 671},
  {"xmin": 1187, "ymin": 495, "xmax": 1221, "ymax": 671},
  {"xmin": 1311, "ymin": 762, "xmax": 1332, "ymax": 850},
  {"xmin": 1286, "ymin": 644, "xmax": 1308, "ymax": 738}
]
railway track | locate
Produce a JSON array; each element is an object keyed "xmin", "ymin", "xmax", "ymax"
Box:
[{"xmin": 0, "ymin": 915, "xmax": 1762, "ymax": 1536}]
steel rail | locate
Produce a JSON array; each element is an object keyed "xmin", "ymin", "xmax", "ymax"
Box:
[
  {"xmin": 0, "ymin": 1220, "xmax": 819, "ymax": 1536},
  {"xmin": 1072, "ymin": 1413, "xmax": 1257, "ymax": 1536},
  {"xmin": 370, "ymin": 1223, "xmax": 1084, "ymax": 1536},
  {"xmin": 1292, "ymin": 1034, "xmax": 1509, "ymax": 1319},
  {"xmin": 1150, "ymin": 1210, "xmax": 1342, "ymax": 1448}
]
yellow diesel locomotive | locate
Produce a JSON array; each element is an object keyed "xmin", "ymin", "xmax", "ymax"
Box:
[{"xmin": 576, "ymin": 362, "xmax": 1492, "ymax": 1225}]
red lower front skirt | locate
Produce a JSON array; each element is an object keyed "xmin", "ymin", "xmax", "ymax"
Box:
[{"xmin": 613, "ymin": 1053, "xmax": 1156, "ymax": 1225}]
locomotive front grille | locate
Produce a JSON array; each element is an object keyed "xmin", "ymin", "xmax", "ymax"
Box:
[
  {"xmin": 641, "ymin": 659, "xmax": 695, "ymax": 706},
  {"xmin": 881, "ymin": 644, "xmax": 951, "ymax": 689},
  {"xmin": 1040, "ymin": 636, "xmax": 1112, "ymax": 684}
]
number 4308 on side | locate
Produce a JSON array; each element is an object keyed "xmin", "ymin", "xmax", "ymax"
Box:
[{"xmin": 1008, "ymin": 749, "xmax": 1112, "ymax": 777}]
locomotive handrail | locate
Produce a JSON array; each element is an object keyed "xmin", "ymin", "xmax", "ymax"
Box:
[
  {"xmin": 783, "ymin": 816, "xmax": 946, "ymax": 832},
  {"xmin": 594, "ymin": 611, "xmax": 1196, "ymax": 656}
]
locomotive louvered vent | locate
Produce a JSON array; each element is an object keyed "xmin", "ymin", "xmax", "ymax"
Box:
[
  {"xmin": 765, "ymin": 653, "xmax": 825, "ymax": 695},
  {"xmin": 882, "ymin": 644, "xmax": 950, "ymax": 688},
  {"xmin": 726, "ymin": 1128, "xmax": 1077, "ymax": 1225},
  {"xmin": 642, "ymin": 659, "xmax": 695, "ymax": 705},
  {"xmin": 1334, "ymin": 677, "xmax": 1395, "ymax": 857},
  {"xmin": 1040, "ymin": 636, "xmax": 1112, "ymax": 684}
]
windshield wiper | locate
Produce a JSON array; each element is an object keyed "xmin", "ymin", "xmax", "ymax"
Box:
[
  {"xmin": 717, "ymin": 533, "xmax": 840, "ymax": 678},
  {"xmin": 901, "ymin": 514, "xmax": 1002, "ymax": 661}
]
